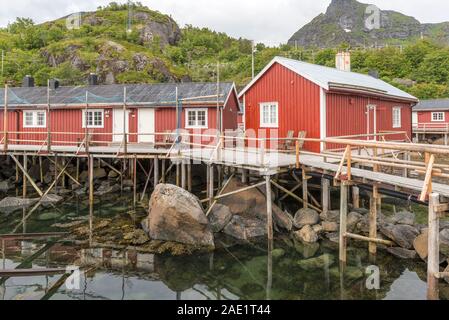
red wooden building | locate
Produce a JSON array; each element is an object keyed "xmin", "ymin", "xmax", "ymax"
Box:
[
  {"xmin": 239, "ymin": 56, "xmax": 418, "ymax": 152},
  {"xmin": 413, "ymin": 98, "xmax": 449, "ymax": 131},
  {"xmin": 0, "ymin": 81, "xmax": 240, "ymax": 146}
]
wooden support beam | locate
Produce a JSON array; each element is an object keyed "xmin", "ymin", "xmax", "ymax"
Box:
[
  {"xmin": 205, "ymin": 173, "xmax": 235, "ymax": 216},
  {"xmin": 208, "ymin": 164, "xmax": 214, "ymax": 207},
  {"xmin": 9, "ymin": 154, "xmax": 43, "ymax": 197},
  {"xmin": 279, "ymin": 182, "xmax": 302, "ymax": 201},
  {"xmin": 0, "ymin": 268, "xmax": 66, "ymax": 278},
  {"xmin": 88, "ymin": 155, "xmax": 94, "ymax": 205},
  {"xmin": 161, "ymin": 159, "xmax": 166, "ymax": 183},
  {"xmin": 47, "ymin": 157, "xmax": 81, "ymax": 186},
  {"xmin": 181, "ymin": 160, "xmax": 186, "ymax": 190},
  {"xmin": 339, "ymin": 182, "xmax": 348, "ymax": 263},
  {"xmin": 202, "ymin": 180, "xmax": 265, "ymax": 204},
  {"xmin": 420, "ymin": 153, "xmax": 435, "ymax": 202},
  {"xmin": 345, "ymin": 233, "xmax": 394, "ymax": 246},
  {"xmin": 427, "ymin": 193, "xmax": 440, "ymax": 301},
  {"xmin": 352, "ymin": 186, "xmax": 360, "ymax": 209},
  {"xmin": 187, "ymin": 160, "xmax": 192, "ymax": 192},
  {"xmin": 369, "ymin": 189, "xmax": 378, "ymax": 255},
  {"xmin": 266, "ymin": 175, "xmax": 273, "ymax": 241},
  {"xmin": 154, "ymin": 156, "xmax": 159, "ymax": 189},
  {"xmin": 302, "ymin": 167, "xmax": 308, "ymax": 209},
  {"xmin": 133, "ymin": 156, "xmax": 137, "ymax": 205},
  {"xmin": 322, "ymin": 178, "xmax": 330, "ymax": 214},
  {"xmin": 22, "ymin": 154, "xmax": 28, "ymax": 198},
  {"xmin": 270, "ymin": 180, "xmax": 322, "ymax": 213},
  {"xmin": 335, "ymin": 145, "xmax": 351, "ymax": 181}
]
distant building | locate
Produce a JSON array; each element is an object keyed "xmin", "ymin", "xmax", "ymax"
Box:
[{"xmin": 413, "ymin": 98, "xmax": 449, "ymax": 144}]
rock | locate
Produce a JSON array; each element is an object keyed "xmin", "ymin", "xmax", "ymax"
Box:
[
  {"xmin": 329, "ymin": 266, "xmax": 364, "ymax": 280},
  {"xmin": 37, "ymin": 212, "xmax": 61, "ymax": 221},
  {"xmin": 413, "ymin": 229, "xmax": 428, "ymax": 261},
  {"xmin": 320, "ymin": 210, "xmax": 340, "ymax": 223},
  {"xmin": 148, "ymin": 184, "xmax": 214, "ymax": 248},
  {"xmin": 389, "ymin": 211, "xmax": 415, "ymax": 226},
  {"xmin": 123, "ymin": 229, "xmax": 150, "ymax": 245},
  {"xmin": 444, "ymin": 265, "xmax": 449, "ymax": 284},
  {"xmin": 218, "ymin": 178, "xmax": 262, "ymax": 219},
  {"xmin": 0, "ymin": 180, "xmax": 12, "ymax": 192},
  {"xmin": 93, "ymin": 168, "xmax": 107, "ymax": 179},
  {"xmin": 40, "ymin": 194, "xmax": 63, "ymax": 204},
  {"xmin": 325, "ymin": 232, "xmax": 340, "ymax": 243},
  {"xmin": 294, "ymin": 208, "xmax": 320, "ymax": 229},
  {"xmin": 122, "ymin": 179, "xmax": 134, "ymax": 188},
  {"xmin": 223, "ymin": 216, "xmax": 246, "ymax": 240},
  {"xmin": 322, "ymin": 221, "xmax": 338, "ymax": 232},
  {"xmin": 272, "ymin": 248, "xmax": 286, "ymax": 259},
  {"xmin": 386, "ymin": 247, "xmax": 418, "ymax": 259},
  {"xmin": 108, "ymin": 170, "xmax": 119, "ymax": 179},
  {"xmin": 294, "ymin": 240, "xmax": 320, "ymax": 258},
  {"xmin": 52, "ymin": 220, "xmax": 85, "ymax": 229},
  {"xmin": 273, "ymin": 205, "xmax": 293, "ymax": 231},
  {"xmin": 312, "ymin": 224, "xmax": 324, "ymax": 235},
  {"xmin": 295, "ymin": 225, "xmax": 318, "ymax": 243},
  {"xmin": 208, "ymin": 204, "xmax": 233, "ymax": 233},
  {"xmin": 440, "ymin": 229, "xmax": 449, "ymax": 257},
  {"xmin": 297, "ymin": 254, "xmax": 334, "ymax": 271},
  {"xmin": 95, "ymin": 181, "xmax": 121, "ymax": 196},
  {"xmin": 347, "ymin": 211, "xmax": 363, "ymax": 231},
  {"xmin": 380, "ymin": 224, "xmax": 419, "ymax": 249},
  {"xmin": 0, "ymin": 197, "xmax": 38, "ymax": 214}
]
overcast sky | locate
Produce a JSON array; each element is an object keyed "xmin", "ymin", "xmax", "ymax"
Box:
[{"xmin": 1, "ymin": 0, "xmax": 449, "ymax": 45}]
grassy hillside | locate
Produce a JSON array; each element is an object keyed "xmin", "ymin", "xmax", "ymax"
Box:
[{"xmin": 0, "ymin": 2, "xmax": 448, "ymax": 100}]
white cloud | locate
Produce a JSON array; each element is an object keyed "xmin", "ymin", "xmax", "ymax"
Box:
[{"xmin": 0, "ymin": 0, "xmax": 448, "ymax": 46}]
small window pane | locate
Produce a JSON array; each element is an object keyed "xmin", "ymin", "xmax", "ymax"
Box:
[
  {"xmin": 25, "ymin": 112, "xmax": 33, "ymax": 126},
  {"xmin": 37, "ymin": 112, "xmax": 45, "ymax": 126}
]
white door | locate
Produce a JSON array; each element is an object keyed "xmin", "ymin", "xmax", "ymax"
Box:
[
  {"xmin": 412, "ymin": 112, "xmax": 418, "ymax": 128},
  {"xmin": 138, "ymin": 108, "xmax": 155, "ymax": 143},
  {"xmin": 113, "ymin": 109, "xmax": 129, "ymax": 143}
]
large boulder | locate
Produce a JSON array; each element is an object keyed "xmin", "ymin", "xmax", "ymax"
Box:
[
  {"xmin": 380, "ymin": 224, "xmax": 419, "ymax": 249},
  {"xmin": 386, "ymin": 247, "xmax": 418, "ymax": 259},
  {"xmin": 413, "ymin": 229, "xmax": 428, "ymax": 261},
  {"xmin": 320, "ymin": 210, "xmax": 340, "ymax": 223},
  {"xmin": 294, "ymin": 208, "xmax": 320, "ymax": 229},
  {"xmin": 0, "ymin": 180, "xmax": 12, "ymax": 193},
  {"xmin": 0, "ymin": 197, "xmax": 38, "ymax": 214},
  {"xmin": 223, "ymin": 216, "xmax": 266, "ymax": 240},
  {"xmin": 297, "ymin": 254, "xmax": 334, "ymax": 271},
  {"xmin": 208, "ymin": 204, "xmax": 233, "ymax": 233},
  {"xmin": 388, "ymin": 211, "xmax": 415, "ymax": 226},
  {"xmin": 273, "ymin": 205, "xmax": 294, "ymax": 231},
  {"xmin": 148, "ymin": 184, "xmax": 214, "ymax": 248}
]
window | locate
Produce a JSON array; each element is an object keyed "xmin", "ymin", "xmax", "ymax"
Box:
[
  {"xmin": 186, "ymin": 109, "xmax": 208, "ymax": 129},
  {"xmin": 83, "ymin": 109, "xmax": 104, "ymax": 128},
  {"xmin": 392, "ymin": 107, "xmax": 402, "ymax": 128},
  {"xmin": 23, "ymin": 111, "xmax": 46, "ymax": 128},
  {"xmin": 432, "ymin": 112, "xmax": 445, "ymax": 122},
  {"xmin": 260, "ymin": 102, "xmax": 279, "ymax": 128}
]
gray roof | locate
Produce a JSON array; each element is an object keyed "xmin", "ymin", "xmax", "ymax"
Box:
[
  {"xmin": 413, "ymin": 98, "xmax": 449, "ymax": 111},
  {"xmin": 0, "ymin": 82, "xmax": 236, "ymax": 108},
  {"xmin": 239, "ymin": 56, "xmax": 418, "ymax": 102}
]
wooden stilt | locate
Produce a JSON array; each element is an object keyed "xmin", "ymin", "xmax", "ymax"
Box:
[
  {"xmin": 39, "ymin": 157, "xmax": 44, "ymax": 184},
  {"xmin": 208, "ymin": 164, "xmax": 214, "ymax": 207},
  {"xmin": 161, "ymin": 159, "xmax": 166, "ymax": 184},
  {"xmin": 176, "ymin": 162, "xmax": 180, "ymax": 187},
  {"xmin": 339, "ymin": 182, "xmax": 348, "ymax": 263},
  {"xmin": 242, "ymin": 169, "xmax": 247, "ymax": 184},
  {"xmin": 76, "ymin": 158, "xmax": 80, "ymax": 182},
  {"xmin": 427, "ymin": 193, "xmax": 440, "ymax": 301},
  {"xmin": 22, "ymin": 154, "xmax": 27, "ymax": 198},
  {"xmin": 88, "ymin": 155, "xmax": 94, "ymax": 205},
  {"xmin": 302, "ymin": 167, "xmax": 309, "ymax": 209},
  {"xmin": 181, "ymin": 160, "xmax": 186, "ymax": 190},
  {"xmin": 352, "ymin": 186, "xmax": 360, "ymax": 209},
  {"xmin": 154, "ymin": 156, "xmax": 159, "ymax": 189},
  {"xmin": 322, "ymin": 178, "xmax": 330, "ymax": 214},
  {"xmin": 54, "ymin": 155, "xmax": 58, "ymax": 192},
  {"xmin": 187, "ymin": 160, "xmax": 192, "ymax": 192},
  {"xmin": 266, "ymin": 175, "xmax": 273, "ymax": 241},
  {"xmin": 133, "ymin": 156, "xmax": 137, "ymax": 205},
  {"xmin": 369, "ymin": 187, "xmax": 378, "ymax": 255},
  {"xmin": 61, "ymin": 158, "xmax": 66, "ymax": 189}
]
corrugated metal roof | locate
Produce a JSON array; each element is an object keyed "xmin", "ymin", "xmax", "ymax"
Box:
[
  {"xmin": 413, "ymin": 98, "xmax": 449, "ymax": 111},
  {"xmin": 239, "ymin": 56, "xmax": 418, "ymax": 102},
  {"xmin": 0, "ymin": 82, "xmax": 235, "ymax": 107}
]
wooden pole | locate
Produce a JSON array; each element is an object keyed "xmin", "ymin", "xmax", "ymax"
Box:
[
  {"xmin": 187, "ymin": 160, "xmax": 192, "ymax": 192},
  {"xmin": 181, "ymin": 160, "xmax": 186, "ymax": 190},
  {"xmin": 208, "ymin": 164, "xmax": 214, "ymax": 207},
  {"xmin": 133, "ymin": 156, "xmax": 137, "ymax": 205},
  {"xmin": 3, "ymin": 84, "xmax": 8, "ymax": 152},
  {"xmin": 47, "ymin": 80, "xmax": 51, "ymax": 153},
  {"xmin": 369, "ymin": 187, "xmax": 378, "ymax": 255},
  {"xmin": 54, "ymin": 154, "xmax": 58, "ymax": 192},
  {"xmin": 242, "ymin": 169, "xmax": 248, "ymax": 184},
  {"xmin": 352, "ymin": 186, "xmax": 360, "ymax": 209},
  {"xmin": 123, "ymin": 87, "xmax": 128, "ymax": 156},
  {"xmin": 154, "ymin": 156, "xmax": 159, "ymax": 189},
  {"xmin": 176, "ymin": 162, "xmax": 180, "ymax": 187},
  {"xmin": 88, "ymin": 155, "xmax": 94, "ymax": 205},
  {"xmin": 22, "ymin": 154, "xmax": 27, "ymax": 198},
  {"xmin": 266, "ymin": 175, "xmax": 273, "ymax": 241},
  {"xmin": 427, "ymin": 193, "xmax": 440, "ymax": 300},
  {"xmin": 302, "ymin": 167, "xmax": 308, "ymax": 209},
  {"xmin": 39, "ymin": 157, "xmax": 44, "ymax": 184},
  {"xmin": 161, "ymin": 159, "xmax": 166, "ymax": 183},
  {"xmin": 322, "ymin": 178, "xmax": 330, "ymax": 214},
  {"xmin": 339, "ymin": 182, "xmax": 348, "ymax": 263}
]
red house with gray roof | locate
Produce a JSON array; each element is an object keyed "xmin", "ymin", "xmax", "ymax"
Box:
[{"xmin": 239, "ymin": 56, "xmax": 418, "ymax": 153}]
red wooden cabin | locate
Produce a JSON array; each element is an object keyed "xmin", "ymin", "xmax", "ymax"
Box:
[
  {"xmin": 413, "ymin": 99, "xmax": 449, "ymax": 132},
  {"xmin": 239, "ymin": 57, "xmax": 418, "ymax": 153},
  {"xmin": 0, "ymin": 81, "xmax": 240, "ymax": 147}
]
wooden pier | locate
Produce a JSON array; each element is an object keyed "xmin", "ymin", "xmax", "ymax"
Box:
[{"xmin": 1, "ymin": 128, "xmax": 449, "ymax": 299}]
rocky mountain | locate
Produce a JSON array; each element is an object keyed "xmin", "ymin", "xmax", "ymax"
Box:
[{"xmin": 288, "ymin": 0, "xmax": 449, "ymax": 48}]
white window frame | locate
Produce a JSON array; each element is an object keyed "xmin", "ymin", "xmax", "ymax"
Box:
[
  {"xmin": 185, "ymin": 108, "xmax": 208, "ymax": 129},
  {"xmin": 82, "ymin": 109, "xmax": 104, "ymax": 129},
  {"xmin": 260, "ymin": 102, "xmax": 279, "ymax": 128},
  {"xmin": 392, "ymin": 107, "xmax": 402, "ymax": 129},
  {"xmin": 431, "ymin": 112, "xmax": 445, "ymax": 122},
  {"xmin": 23, "ymin": 110, "xmax": 47, "ymax": 128}
]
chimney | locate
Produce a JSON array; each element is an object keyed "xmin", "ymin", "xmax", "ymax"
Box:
[
  {"xmin": 88, "ymin": 73, "xmax": 98, "ymax": 86},
  {"xmin": 336, "ymin": 51, "xmax": 351, "ymax": 72},
  {"xmin": 49, "ymin": 79, "xmax": 60, "ymax": 90},
  {"xmin": 22, "ymin": 75, "xmax": 34, "ymax": 88}
]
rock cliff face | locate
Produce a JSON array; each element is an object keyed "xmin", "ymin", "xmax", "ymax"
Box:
[{"xmin": 288, "ymin": 0, "xmax": 449, "ymax": 48}]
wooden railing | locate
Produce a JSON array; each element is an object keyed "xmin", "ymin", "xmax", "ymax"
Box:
[{"xmin": 413, "ymin": 123, "xmax": 449, "ymax": 132}]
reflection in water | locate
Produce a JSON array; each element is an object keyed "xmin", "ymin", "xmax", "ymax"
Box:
[{"xmin": 0, "ymin": 193, "xmax": 447, "ymax": 300}]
